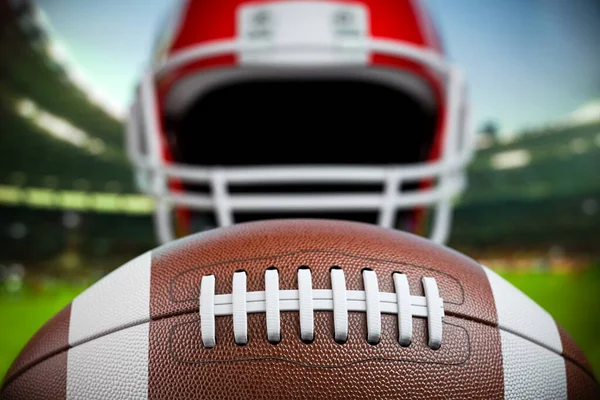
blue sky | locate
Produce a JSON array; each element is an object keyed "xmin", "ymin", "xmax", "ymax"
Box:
[{"xmin": 37, "ymin": 0, "xmax": 600, "ymax": 134}]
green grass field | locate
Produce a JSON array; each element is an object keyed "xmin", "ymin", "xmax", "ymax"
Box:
[{"xmin": 1, "ymin": 267, "xmax": 599, "ymax": 382}]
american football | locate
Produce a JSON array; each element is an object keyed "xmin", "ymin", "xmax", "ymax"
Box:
[
  {"xmin": 1, "ymin": 0, "xmax": 600, "ymax": 399},
  {"xmin": 1, "ymin": 219, "xmax": 598, "ymax": 399}
]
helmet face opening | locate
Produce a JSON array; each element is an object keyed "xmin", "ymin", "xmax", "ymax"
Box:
[
  {"xmin": 166, "ymin": 75, "xmax": 438, "ymax": 167},
  {"xmin": 163, "ymin": 72, "xmax": 441, "ymax": 239}
]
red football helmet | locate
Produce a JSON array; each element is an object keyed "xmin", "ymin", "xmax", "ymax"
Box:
[{"xmin": 126, "ymin": 0, "xmax": 474, "ymax": 244}]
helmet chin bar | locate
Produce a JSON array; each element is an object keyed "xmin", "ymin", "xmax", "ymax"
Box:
[{"xmin": 127, "ymin": 37, "xmax": 475, "ymax": 245}]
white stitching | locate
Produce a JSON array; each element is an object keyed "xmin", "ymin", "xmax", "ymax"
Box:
[{"xmin": 199, "ymin": 269, "xmax": 444, "ymax": 349}]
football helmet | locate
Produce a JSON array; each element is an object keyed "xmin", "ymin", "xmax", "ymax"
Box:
[{"xmin": 126, "ymin": 0, "xmax": 475, "ymax": 245}]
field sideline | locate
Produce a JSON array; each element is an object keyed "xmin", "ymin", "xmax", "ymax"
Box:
[{"xmin": 1, "ymin": 267, "xmax": 599, "ymax": 383}]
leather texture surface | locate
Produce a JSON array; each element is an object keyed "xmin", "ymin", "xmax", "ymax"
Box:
[
  {"xmin": 2, "ymin": 219, "xmax": 598, "ymax": 399},
  {"xmin": 146, "ymin": 219, "xmax": 502, "ymax": 398},
  {"xmin": 69, "ymin": 251, "xmax": 151, "ymax": 346},
  {"xmin": 150, "ymin": 314, "xmax": 503, "ymax": 399},
  {"xmin": 2, "ymin": 304, "xmax": 71, "ymax": 388},
  {"xmin": 565, "ymin": 358, "xmax": 600, "ymax": 400},
  {"xmin": 483, "ymin": 265, "xmax": 563, "ymax": 353},
  {"xmin": 0, "ymin": 352, "xmax": 67, "ymax": 400},
  {"xmin": 499, "ymin": 328, "xmax": 567, "ymax": 399},
  {"xmin": 559, "ymin": 324, "xmax": 595, "ymax": 376},
  {"xmin": 66, "ymin": 323, "xmax": 149, "ymax": 400}
]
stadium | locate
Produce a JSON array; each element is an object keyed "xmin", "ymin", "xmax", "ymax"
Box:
[{"xmin": 1, "ymin": 0, "xmax": 599, "ymax": 384}]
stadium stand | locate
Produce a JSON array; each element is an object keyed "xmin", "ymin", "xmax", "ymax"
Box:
[
  {"xmin": 0, "ymin": 0, "xmax": 155, "ymax": 265},
  {"xmin": 451, "ymin": 121, "xmax": 600, "ymax": 255},
  {"xmin": 0, "ymin": 0, "xmax": 599, "ymax": 268}
]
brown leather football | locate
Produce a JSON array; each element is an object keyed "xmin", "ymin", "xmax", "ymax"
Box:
[{"xmin": 1, "ymin": 219, "xmax": 598, "ymax": 399}]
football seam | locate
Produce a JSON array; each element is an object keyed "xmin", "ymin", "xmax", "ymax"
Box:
[
  {"xmin": 166, "ymin": 248, "xmax": 466, "ymax": 305},
  {"xmin": 166, "ymin": 317, "xmax": 471, "ymax": 367},
  {"xmin": 495, "ymin": 324, "xmax": 598, "ymax": 383},
  {"xmin": 2, "ymin": 308, "xmax": 595, "ymax": 390}
]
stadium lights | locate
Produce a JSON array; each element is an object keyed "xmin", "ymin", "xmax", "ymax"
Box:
[
  {"xmin": 26, "ymin": 3, "xmax": 125, "ymax": 120},
  {"xmin": 58, "ymin": 191, "xmax": 88, "ymax": 210},
  {"xmin": 490, "ymin": 149, "xmax": 531, "ymax": 170},
  {"xmin": 26, "ymin": 188, "xmax": 55, "ymax": 207},
  {"xmin": 94, "ymin": 193, "xmax": 121, "ymax": 211},
  {"xmin": 563, "ymin": 100, "xmax": 600, "ymax": 126},
  {"xmin": 569, "ymin": 138, "xmax": 588, "ymax": 154},
  {"xmin": 581, "ymin": 199, "xmax": 598, "ymax": 216},
  {"xmin": 62, "ymin": 211, "xmax": 82, "ymax": 229},
  {"xmin": 14, "ymin": 97, "xmax": 107, "ymax": 155},
  {"xmin": 0, "ymin": 184, "xmax": 154, "ymax": 214},
  {"xmin": 0, "ymin": 186, "xmax": 21, "ymax": 204}
]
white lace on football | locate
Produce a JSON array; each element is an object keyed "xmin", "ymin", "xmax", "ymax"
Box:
[
  {"xmin": 232, "ymin": 271, "xmax": 248, "ymax": 345},
  {"xmin": 393, "ymin": 272, "xmax": 413, "ymax": 346},
  {"xmin": 199, "ymin": 268, "xmax": 444, "ymax": 349},
  {"xmin": 199, "ymin": 274, "xmax": 216, "ymax": 348},
  {"xmin": 423, "ymin": 276, "xmax": 443, "ymax": 350},
  {"xmin": 298, "ymin": 267, "xmax": 314, "ymax": 342},
  {"xmin": 362, "ymin": 269, "xmax": 381, "ymax": 344},
  {"xmin": 330, "ymin": 268, "xmax": 348, "ymax": 343}
]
